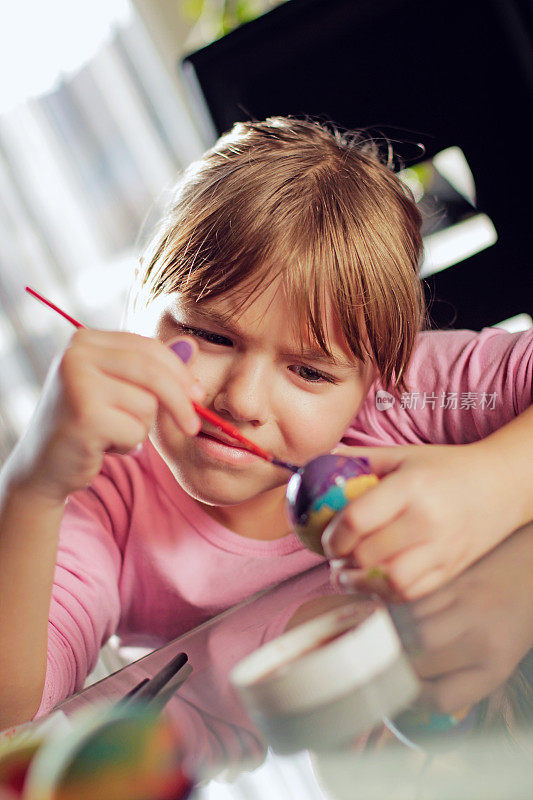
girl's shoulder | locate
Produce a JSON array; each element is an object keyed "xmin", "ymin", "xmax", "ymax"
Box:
[
  {"xmin": 406, "ymin": 325, "xmax": 533, "ymax": 415},
  {"xmin": 345, "ymin": 325, "xmax": 532, "ymax": 449},
  {"xmin": 412, "ymin": 325, "xmax": 533, "ymax": 372},
  {"xmin": 416, "ymin": 323, "xmax": 533, "ymax": 346}
]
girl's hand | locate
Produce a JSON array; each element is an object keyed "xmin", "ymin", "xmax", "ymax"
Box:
[
  {"xmin": 323, "ymin": 440, "xmax": 524, "ymax": 600},
  {"xmin": 8, "ymin": 329, "xmax": 205, "ymax": 503},
  {"xmin": 390, "ymin": 521, "xmax": 533, "ymax": 713}
]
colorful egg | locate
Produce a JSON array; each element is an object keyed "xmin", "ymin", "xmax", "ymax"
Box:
[
  {"xmin": 23, "ymin": 703, "xmax": 193, "ymax": 800},
  {"xmin": 286, "ymin": 455, "xmax": 379, "ymax": 555}
]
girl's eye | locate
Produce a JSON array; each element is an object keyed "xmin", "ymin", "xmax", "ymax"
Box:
[
  {"xmin": 291, "ymin": 365, "xmax": 337, "ymax": 384},
  {"xmin": 178, "ymin": 325, "xmax": 232, "ymax": 346}
]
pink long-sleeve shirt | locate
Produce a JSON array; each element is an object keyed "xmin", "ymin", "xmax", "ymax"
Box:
[{"xmin": 36, "ymin": 326, "xmax": 533, "ymax": 716}]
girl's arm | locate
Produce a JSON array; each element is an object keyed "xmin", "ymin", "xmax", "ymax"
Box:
[
  {"xmin": 474, "ymin": 402, "xmax": 533, "ymax": 530},
  {"xmin": 322, "ymin": 402, "xmax": 533, "ymax": 601},
  {"xmin": 0, "ymin": 329, "xmax": 203, "ymax": 729},
  {"xmin": 324, "ymin": 327, "xmax": 533, "ymax": 601},
  {"xmin": 0, "ymin": 478, "xmax": 65, "ymax": 729}
]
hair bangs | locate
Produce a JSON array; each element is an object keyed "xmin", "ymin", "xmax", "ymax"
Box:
[
  {"xmin": 279, "ymin": 175, "xmax": 372, "ymax": 370},
  {"xmin": 134, "ymin": 116, "xmax": 426, "ymax": 392}
]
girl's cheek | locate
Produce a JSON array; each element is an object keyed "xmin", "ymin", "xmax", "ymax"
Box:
[
  {"xmin": 278, "ymin": 399, "xmax": 342, "ymax": 462},
  {"xmin": 191, "ymin": 351, "xmax": 230, "ymax": 397},
  {"xmin": 152, "ymin": 408, "xmax": 185, "ymax": 451},
  {"xmin": 282, "ymin": 381, "xmax": 368, "ymax": 461}
]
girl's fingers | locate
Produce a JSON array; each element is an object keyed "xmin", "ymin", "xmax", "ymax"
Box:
[
  {"xmin": 331, "ymin": 545, "xmax": 444, "ymax": 600},
  {"xmin": 416, "ymin": 668, "xmax": 489, "ymax": 715},
  {"xmin": 396, "ymin": 603, "xmax": 470, "ymax": 659},
  {"xmin": 384, "ymin": 546, "xmax": 448, "ymax": 600},
  {"xmin": 99, "ymin": 374, "xmax": 159, "ymax": 429},
  {"xmin": 322, "ymin": 469, "xmax": 410, "ymax": 558},
  {"xmin": 90, "ymin": 406, "xmax": 153, "ymax": 454},
  {"xmin": 404, "ymin": 584, "xmax": 458, "ymax": 621},
  {"xmin": 330, "ymin": 564, "xmax": 393, "ymax": 595},
  {"xmin": 69, "ymin": 333, "xmax": 204, "ymax": 436},
  {"xmin": 354, "ymin": 512, "xmax": 428, "ymax": 568},
  {"xmin": 332, "ymin": 443, "xmax": 408, "ymax": 478},
  {"xmin": 410, "ymin": 634, "xmax": 477, "ymax": 679},
  {"xmin": 405, "ymin": 566, "xmax": 453, "ymax": 600},
  {"xmin": 69, "ymin": 329, "xmax": 202, "ymax": 396}
]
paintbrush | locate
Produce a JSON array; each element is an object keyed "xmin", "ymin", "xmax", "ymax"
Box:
[
  {"xmin": 25, "ymin": 286, "xmax": 300, "ymax": 473},
  {"xmin": 115, "ymin": 651, "xmax": 190, "ymax": 709}
]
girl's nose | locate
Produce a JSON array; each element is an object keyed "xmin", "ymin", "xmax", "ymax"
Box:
[{"xmin": 212, "ymin": 355, "xmax": 270, "ymax": 426}]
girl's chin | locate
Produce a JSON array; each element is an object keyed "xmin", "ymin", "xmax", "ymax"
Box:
[
  {"xmin": 150, "ymin": 432, "xmax": 292, "ymax": 504},
  {"xmin": 168, "ymin": 460, "xmax": 287, "ymax": 505}
]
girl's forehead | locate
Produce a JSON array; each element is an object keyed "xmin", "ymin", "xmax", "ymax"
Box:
[
  {"xmin": 189, "ymin": 272, "xmax": 329, "ymax": 320},
  {"xmin": 184, "ymin": 285, "xmax": 357, "ymax": 363},
  {"xmin": 183, "ymin": 281, "xmax": 321, "ymax": 331}
]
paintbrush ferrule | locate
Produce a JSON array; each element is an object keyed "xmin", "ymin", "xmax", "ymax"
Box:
[{"xmin": 271, "ymin": 457, "xmax": 300, "ymax": 474}]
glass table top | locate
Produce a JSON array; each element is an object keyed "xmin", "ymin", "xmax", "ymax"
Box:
[{"xmin": 54, "ymin": 522, "xmax": 533, "ymax": 799}]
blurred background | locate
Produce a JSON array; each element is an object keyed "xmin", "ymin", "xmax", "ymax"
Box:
[{"xmin": 0, "ymin": 0, "xmax": 532, "ymax": 461}]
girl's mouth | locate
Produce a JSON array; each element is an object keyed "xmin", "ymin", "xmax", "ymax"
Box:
[{"xmin": 195, "ymin": 432, "xmax": 261, "ymax": 466}]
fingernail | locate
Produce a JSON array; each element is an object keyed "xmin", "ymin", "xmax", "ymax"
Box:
[
  {"xmin": 171, "ymin": 340, "xmax": 193, "ymax": 363},
  {"xmin": 321, "ymin": 531, "xmax": 338, "ymax": 560},
  {"xmin": 338, "ymin": 572, "xmax": 353, "ymax": 586},
  {"xmin": 322, "ymin": 540, "xmax": 334, "ymax": 560}
]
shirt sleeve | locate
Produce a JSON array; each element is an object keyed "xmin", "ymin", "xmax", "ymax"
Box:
[
  {"xmin": 34, "ymin": 470, "xmax": 126, "ymax": 718},
  {"xmin": 343, "ymin": 327, "xmax": 533, "ymax": 447}
]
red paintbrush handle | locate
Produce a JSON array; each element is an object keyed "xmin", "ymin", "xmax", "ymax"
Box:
[
  {"xmin": 25, "ymin": 286, "xmax": 275, "ymax": 464},
  {"xmin": 25, "ymin": 286, "xmax": 84, "ymax": 329},
  {"xmin": 191, "ymin": 402, "xmax": 272, "ymax": 461}
]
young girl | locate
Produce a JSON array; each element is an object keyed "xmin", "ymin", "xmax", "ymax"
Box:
[{"xmin": 0, "ymin": 116, "xmax": 531, "ymax": 728}]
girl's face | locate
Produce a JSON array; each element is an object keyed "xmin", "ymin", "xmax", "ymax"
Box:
[{"xmin": 146, "ymin": 278, "xmax": 375, "ymax": 510}]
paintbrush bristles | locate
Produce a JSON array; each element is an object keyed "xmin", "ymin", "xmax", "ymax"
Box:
[{"xmin": 271, "ymin": 457, "xmax": 300, "ymax": 474}]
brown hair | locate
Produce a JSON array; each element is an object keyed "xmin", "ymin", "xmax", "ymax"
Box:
[{"xmin": 135, "ymin": 116, "xmax": 426, "ymax": 392}]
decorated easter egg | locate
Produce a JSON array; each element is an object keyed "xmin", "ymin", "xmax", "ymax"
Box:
[
  {"xmin": 23, "ymin": 703, "xmax": 193, "ymax": 800},
  {"xmin": 286, "ymin": 454, "xmax": 379, "ymax": 555}
]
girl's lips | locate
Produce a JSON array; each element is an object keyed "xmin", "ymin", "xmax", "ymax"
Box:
[{"xmin": 195, "ymin": 432, "xmax": 261, "ymax": 466}]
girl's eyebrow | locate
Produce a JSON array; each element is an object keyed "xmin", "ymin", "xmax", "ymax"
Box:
[
  {"xmin": 285, "ymin": 347, "xmax": 355, "ymax": 371},
  {"xmin": 179, "ymin": 306, "xmax": 356, "ymax": 370}
]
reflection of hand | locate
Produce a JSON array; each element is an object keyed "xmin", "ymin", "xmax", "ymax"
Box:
[
  {"xmin": 284, "ymin": 593, "xmax": 377, "ymax": 632},
  {"xmin": 323, "ymin": 441, "xmax": 524, "ymax": 600},
  {"xmin": 389, "ymin": 524, "xmax": 533, "ymax": 714}
]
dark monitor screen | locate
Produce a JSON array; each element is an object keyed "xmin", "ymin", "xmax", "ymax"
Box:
[{"xmin": 181, "ymin": 0, "xmax": 533, "ymax": 330}]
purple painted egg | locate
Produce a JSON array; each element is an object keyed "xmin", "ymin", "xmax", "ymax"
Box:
[{"xmin": 286, "ymin": 454, "xmax": 379, "ymax": 555}]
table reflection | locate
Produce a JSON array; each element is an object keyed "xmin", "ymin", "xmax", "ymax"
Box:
[
  {"xmin": 389, "ymin": 521, "xmax": 533, "ymax": 748},
  {"xmin": 56, "ymin": 523, "xmax": 533, "ymax": 797}
]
